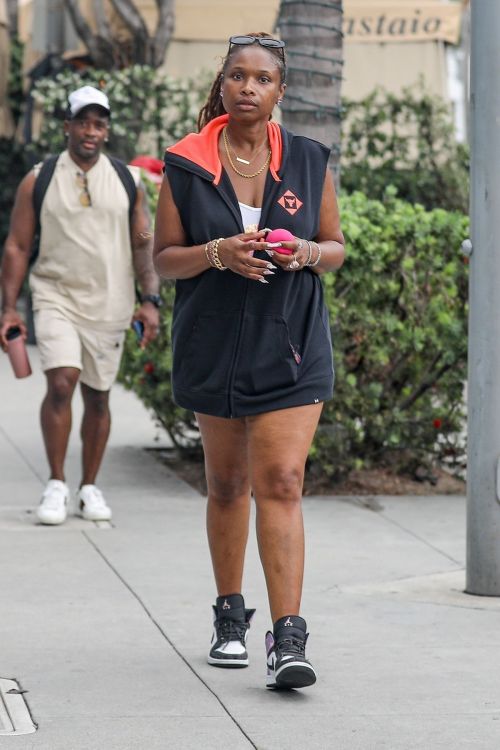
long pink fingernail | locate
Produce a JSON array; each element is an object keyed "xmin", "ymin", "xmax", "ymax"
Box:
[{"xmin": 258, "ymin": 278, "xmax": 269, "ymax": 284}]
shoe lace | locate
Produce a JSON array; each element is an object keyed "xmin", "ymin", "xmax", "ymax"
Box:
[
  {"xmin": 83, "ymin": 487, "xmax": 106, "ymax": 507},
  {"xmin": 276, "ymin": 635, "xmax": 306, "ymax": 657},
  {"xmin": 41, "ymin": 487, "xmax": 66, "ymax": 509},
  {"xmin": 217, "ymin": 618, "xmax": 249, "ymax": 644}
]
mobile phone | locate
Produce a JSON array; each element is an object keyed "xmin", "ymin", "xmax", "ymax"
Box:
[{"xmin": 132, "ymin": 320, "xmax": 144, "ymax": 341}]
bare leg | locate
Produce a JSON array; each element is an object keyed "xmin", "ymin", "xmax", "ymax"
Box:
[
  {"xmin": 247, "ymin": 403, "xmax": 323, "ymax": 623},
  {"xmin": 40, "ymin": 367, "xmax": 80, "ymax": 481},
  {"xmin": 196, "ymin": 413, "xmax": 251, "ymax": 596},
  {"xmin": 80, "ymin": 382, "xmax": 111, "ymax": 486}
]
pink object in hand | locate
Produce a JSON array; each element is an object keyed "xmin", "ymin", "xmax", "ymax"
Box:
[
  {"xmin": 266, "ymin": 228, "xmax": 295, "ymax": 254},
  {"xmin": 6, "ymin": 327, "xmax": 32, "ymax": 378}
]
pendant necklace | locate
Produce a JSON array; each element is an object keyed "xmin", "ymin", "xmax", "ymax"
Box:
[
  {"xmin": 224, "ymin": 128, "xmax": 269, "ymax": 166},
  {"xmin": 222, "ymin": 128, "xmax": 271, "ymax": 179}
]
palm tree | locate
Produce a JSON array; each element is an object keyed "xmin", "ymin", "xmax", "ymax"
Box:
[
  {"xmin": 277, "ymin": 0, "xmax": 343, "ymax": 186},
  {"xmin": 64, "ymin": 0, "xmax": 175, "ymax": 69},
  {"xmin": 6, "ymin": 0, "xmax": 18, "ymax": 35}
]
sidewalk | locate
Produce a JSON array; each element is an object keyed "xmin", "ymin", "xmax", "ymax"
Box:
[{"xmin": 1, "ymin": 347, "xmax": 499, "ymax": 749}]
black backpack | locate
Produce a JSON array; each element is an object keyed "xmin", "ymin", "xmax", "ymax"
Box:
[{"xmin": 31, "ymin": 154, "xmax": 137, "ymax": 264}]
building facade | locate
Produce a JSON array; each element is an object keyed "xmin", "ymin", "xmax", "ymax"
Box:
[{"xmin": 12, "ymin": 0, "xmax": 468, "ymax": 139}]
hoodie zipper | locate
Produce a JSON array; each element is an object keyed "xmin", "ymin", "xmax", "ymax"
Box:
[
  {"xmin": 224, "ymin": 156, "xmax": 286, "ymax": 417},
  {"xmin": 226, "ymin": 279, "xmax": 249, "ymax": 418}
]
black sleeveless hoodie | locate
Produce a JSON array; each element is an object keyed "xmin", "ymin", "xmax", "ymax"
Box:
[{"xmin": 164, "ymin": 115, "xmax": 334, "ymax": 418}]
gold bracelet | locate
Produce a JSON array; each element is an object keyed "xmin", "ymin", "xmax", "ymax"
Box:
[
  {"xmin": 210, "ymin": 237, "xmax": 227, "ymax": 271},
  {"xmin": 205, "ymin": 240, "xmax": 221, "ymax": 269},
  {"xmin": 204, "ymin": 242, "xmax": 214, "ymax": 267}
]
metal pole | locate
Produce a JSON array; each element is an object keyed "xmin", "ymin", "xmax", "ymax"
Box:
[{"xmin": 466, "ymin": 0, "xmax": 500, "ymax": 595}]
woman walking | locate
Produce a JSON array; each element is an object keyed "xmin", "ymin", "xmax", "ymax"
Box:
[{"xmin": 154, "ymin": 32, "xmax": 345, "ymax": 689}]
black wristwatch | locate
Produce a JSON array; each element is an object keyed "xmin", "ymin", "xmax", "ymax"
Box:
[{"xmin": 141, "ymin": 293, "xmax": 163, "ymax": 309}]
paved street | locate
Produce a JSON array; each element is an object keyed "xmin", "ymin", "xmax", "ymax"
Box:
[{"xmin": 1, "ymin": 347, "xmax": 499, "ymax": 749}]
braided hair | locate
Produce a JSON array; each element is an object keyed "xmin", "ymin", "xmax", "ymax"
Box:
[{"xmin": 197, "ymin": 32, "xmax": 286, "ymax": 131}]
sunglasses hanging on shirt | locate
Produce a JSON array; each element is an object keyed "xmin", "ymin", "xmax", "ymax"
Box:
[{"xmin": 76, "ymin": 171, "xmax": 92, "ymax": 207}]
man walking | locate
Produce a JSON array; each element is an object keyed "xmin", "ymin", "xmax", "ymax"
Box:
[{"xmin": 0, "ymin": 85, "xmax": 161, "ymax": 525}]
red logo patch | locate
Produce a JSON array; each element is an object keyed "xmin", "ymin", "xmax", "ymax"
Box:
[{"xmin": 278, "ymin": 190, "xmax": 303, "ymax": 216}]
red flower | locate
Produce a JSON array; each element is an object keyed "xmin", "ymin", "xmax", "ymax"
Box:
[
  {"xmin": 144, "ymin": 362, "xmax": 155, "ymax": 375},
  {"xmin": 433, "ymin": 418, "xmax": 442, "ymax": 429}
]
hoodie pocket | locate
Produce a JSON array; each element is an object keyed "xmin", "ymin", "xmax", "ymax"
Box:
[
  {"xmin": 233, "ymin": 314, "xmax": 299, "ymax": 397},
  {"xmin": 176, "ymin": 312, "xmax": 236, "ymax": 394}
]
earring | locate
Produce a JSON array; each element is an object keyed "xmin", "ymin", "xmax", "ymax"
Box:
[
  {"xmin": 277, "ymin": 99, "xmax": 283, "ymax": 106},
  {"xmin": 105, "ymin": 138, "xmax": 109, "ymax": 142},
  {"xmin": 220, "ymin": 90, "xmax": 224, "ymax": 98}
]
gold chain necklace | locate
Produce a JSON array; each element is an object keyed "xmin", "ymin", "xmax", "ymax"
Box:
[
  {"xmin": 224, "ymin": 129, "xmax": 269, "ymax": 166},
  {"xmin": 222, "ymin": 127, "xmax": 271, "ymax": 179}
]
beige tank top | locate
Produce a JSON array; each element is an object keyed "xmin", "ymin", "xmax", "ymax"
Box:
[{"xmin": 30, "ymin": 150, "xmax": 140, "ymax": 330}]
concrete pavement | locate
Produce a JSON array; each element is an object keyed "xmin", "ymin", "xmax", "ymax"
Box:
[{"xmin": 1, "ymin": 346, "xmax": 499, "ymax": 749}]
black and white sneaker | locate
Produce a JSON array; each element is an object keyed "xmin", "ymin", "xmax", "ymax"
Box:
[
  {"xmin": 208, "ymin": 593, "xmax": 255, "ymax": 668},
  {"xmin": 266, "ymin": 615, "xmax": 317, "ymax": 689}
]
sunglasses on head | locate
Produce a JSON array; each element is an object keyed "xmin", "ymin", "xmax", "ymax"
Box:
[{"xmin": 228, "ymin": 35, "xmax": 285, "ymax": 53}]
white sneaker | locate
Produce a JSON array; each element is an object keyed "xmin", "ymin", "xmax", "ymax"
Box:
[
  {"xmin": 36, "ymin": 480, "xmax": 69, "ymax": 525},
  {"xmin": 77, "ymin": 484, "xmax": 112, "ymax": 521}
]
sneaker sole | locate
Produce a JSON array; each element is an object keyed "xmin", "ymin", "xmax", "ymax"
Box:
[
  {"xmin": 207, "ymin": 655, "xmax": 249, "ymax": 668},
  {"xmin": 267, "ymin": 661, "xmax": 317, "ymax": 689},
  {"xmin": 36, "ymin": 515, "xmax": 67, "ymax": 525},
  {"xmin": 77, "ymin": 512, "xmax": 112, "ymax": 521}
]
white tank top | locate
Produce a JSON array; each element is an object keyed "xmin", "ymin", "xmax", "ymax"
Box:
[{"xmin": 239, "ymin": 202, "xmax": 262, "ymax": 234}]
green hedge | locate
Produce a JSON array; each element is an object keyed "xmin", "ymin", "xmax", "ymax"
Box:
[
  {"xmin": 3, "ymin": 61, "xmax": 469, "ymax": 479},
  {"xmin": 342, "ymin": 86, "xmax": 469, "ymax": 214},
  {"xmin": 0, "ymin": 138, "xmax": 26, "ymax": 255},
  {"xmin": 119, "ymin": 188, "xmax": 469, "ymax": 479},
  {"xmin": 1, "ymin": 63, "xmax": 208, "ymax": 251},
  {"xmin": 3, "ymin": 67, "xmax": 467, "ymax": 249},
  {"xmin": 0, "ymin": 38, "xmax": 25, "ymax": 253},
  {"xmin": 29, "ymin": 65, "xmax": 209, "ymax": 163}
]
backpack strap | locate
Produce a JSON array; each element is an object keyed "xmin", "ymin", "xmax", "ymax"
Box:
[
  {"xmin": 107, "ymin": 155, "xmax": 138, "ymax": 228},
  {"xmin": 33, "ymin": 154, "xmax": 59, "ymax": 234},
  {"xmin": 30, "ymin": 154, "xmax": 59, "ymax": 265}
]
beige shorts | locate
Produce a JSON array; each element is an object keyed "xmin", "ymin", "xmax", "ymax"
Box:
[{"xmin": 34, "ymin": 308, "xmax": 125, "ymax": 392}]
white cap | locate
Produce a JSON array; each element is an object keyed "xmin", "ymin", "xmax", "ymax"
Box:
[{"xmin": 68, "ymin": 85, "xmax": 110, "ymax": 118}]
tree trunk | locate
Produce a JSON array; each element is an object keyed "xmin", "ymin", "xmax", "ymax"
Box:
[
  {"xmin": 64, "ymin": 0, "xmax": 175, "ymax": 69},
  {"xmin": 277, "ymin": 0, "xmax": 343, "ymax": 188},
  {"xmin": 65, "ymin": 0, "xmax": 119, "ymax": 68},
  {"xmin": 6, "ymin": 0, "xmax": 18, "ymax": 36}
]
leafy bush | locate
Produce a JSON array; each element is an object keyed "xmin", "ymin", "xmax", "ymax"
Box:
[
  {"xmin": 0, "ymin": 138, "xmax": 26, "ymax": 254},
  {"xmin": 119, "ymin": 280, "xmax": 201, "ymax": 453},
  {"xmin": 0, "ymin": 37, "xmax": 26, "ymax": 252},
  {"xmin": 8, "ymin": 36, "xmax": 24, "ymax": 127},
  {"xmin": 1, "ymin": 64, "xmax": 209, "ymax": 252},
  {"xmin": 4, "ymin": 68, "xmax": 467, "ymax": 248},
  {"xmin": 341, "ymin": 86, "xmax": 469, "ymax": 214},
  {"xmin": 28, "ymin": 72, "xmax": 469, "ymax": 213},
  {"xmin": 119, "ymin": 188, "xmax": 469, "ymax": 479},
  {"xmin": 4, "ymin": 62, "xmax": 470, "ymax": 480},
  {"xmin": 29, "ymin": 65, "xmax": 209, "ymax": 162},
  {"xmin": 316, "ymin": 188, "xmax": 468, "ymax": 479}
]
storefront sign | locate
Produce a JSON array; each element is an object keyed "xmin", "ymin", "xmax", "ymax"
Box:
[{"xmin": 345, "ymin": 2, "xmax": 463, "ymax": 44}]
